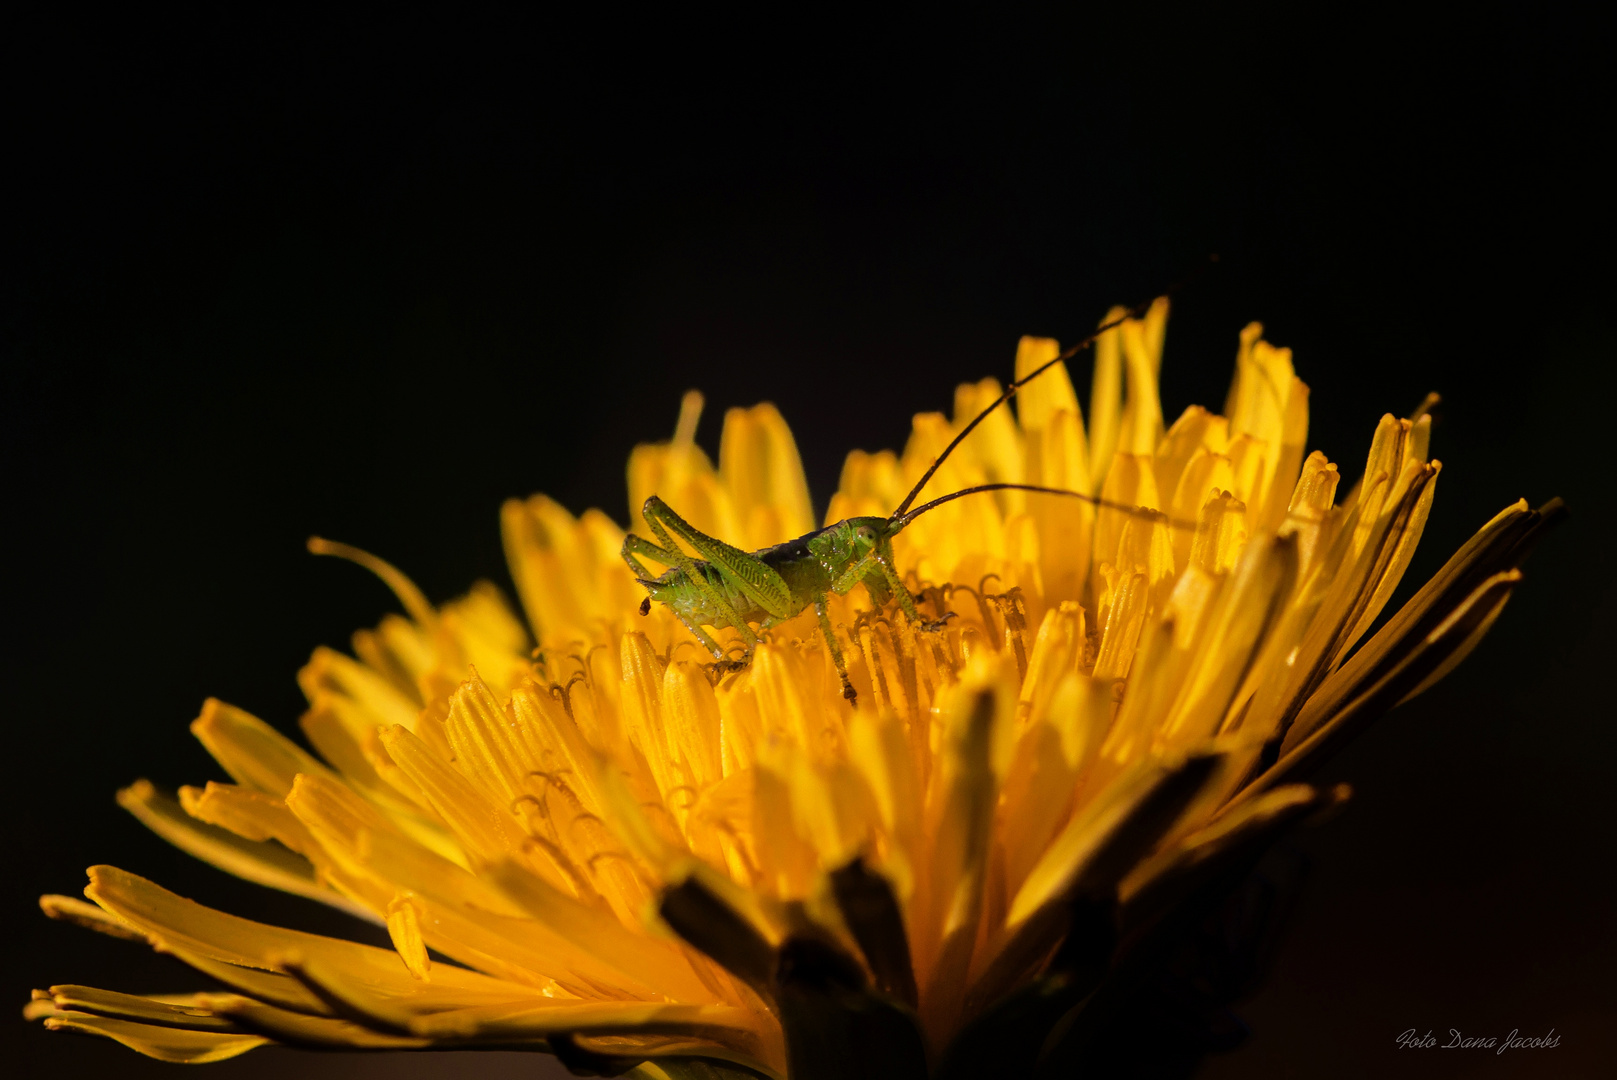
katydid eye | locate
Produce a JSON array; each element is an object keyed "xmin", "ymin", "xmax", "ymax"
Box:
[{"xmin": 855, "ymin": 526, "xmax": 875, "ymax": 543}]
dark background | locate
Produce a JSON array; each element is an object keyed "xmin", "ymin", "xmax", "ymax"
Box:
[{"xmin": 5, "ymin": 4, "xmax": 1614, "ymax": 1078}]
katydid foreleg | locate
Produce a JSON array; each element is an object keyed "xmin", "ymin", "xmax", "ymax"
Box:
[{"xmin": 832, "ymin": 547, "xmax": 943, "ymax": 633}]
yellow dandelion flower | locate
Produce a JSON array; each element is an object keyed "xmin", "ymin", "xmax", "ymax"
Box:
[{"xmin": 28, "ymin": 299, "xmax": 1560, "ymax": 1079}]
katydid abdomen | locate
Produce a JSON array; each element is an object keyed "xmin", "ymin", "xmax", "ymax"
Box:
[{"xmin": 642, "ymin": 561, "xmax": 778, "ymax": 633}]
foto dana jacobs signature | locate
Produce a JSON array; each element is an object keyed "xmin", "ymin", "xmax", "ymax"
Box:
[{"xmin": 1396, "ymin": 1029, "xmax": 1560, "ymax": 1055}]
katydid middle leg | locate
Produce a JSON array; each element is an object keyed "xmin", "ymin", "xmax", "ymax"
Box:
[{"xmin": 813, "ymin": 594, "xmax": 857, "ymax": 701}]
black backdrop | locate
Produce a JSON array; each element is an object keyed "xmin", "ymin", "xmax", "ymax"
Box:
[{"xmin": 6, "ymin": 6, "xmax": 1614, "ymax": 1078}]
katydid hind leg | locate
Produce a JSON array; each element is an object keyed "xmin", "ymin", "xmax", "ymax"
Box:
[
  {"xmin": 622, "ymin": 533, "xmax": 737, "ymax": 660},
  {"xmin": 643, "ymin": 496, "xmax": 794, "ymax": 621},
  {"xmin": 622, "ymin": 533, "xmax": 686, "ymax": 582},
  {"xmin": 640, "ymin": 500, "xmax": 762, "ymax": 651}
]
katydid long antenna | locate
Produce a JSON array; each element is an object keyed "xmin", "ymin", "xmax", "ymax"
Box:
[
  {"xmin": 887, "ymin": 257, "xmax": 1219, "ymax": 525},
  {"xmin": 888, "ymin": 481, "xmax": 1195, "ymax": 533}
]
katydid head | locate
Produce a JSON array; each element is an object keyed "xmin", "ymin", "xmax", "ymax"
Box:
[{"xmin": 808, "ymin": 515, "xmax": 893, "ymax": 568}]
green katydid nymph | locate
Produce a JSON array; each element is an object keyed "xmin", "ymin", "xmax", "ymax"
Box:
[{"xmin": 622, "ymin": 300, "xmax": 1174, "ymax": 703}]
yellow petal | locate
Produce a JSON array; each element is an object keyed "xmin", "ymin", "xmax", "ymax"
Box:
[
  {"xmin": 1005, "ymin": 751, "xmax": 1222, "ymax": 930},
  {"xmin": 956, "ymin": 377, "xmax": 1027, "ymax": 500},
  {"xmin": 407, "ymin": 997, "xmax": 767, "ymax": 1051},
  {"xmin": 378, "ymin": 723, "xmax": 525, "ymax": 865},
  {"xmin": 1279, "ymin": 450, "xmax": 1342, "ymax": 574},
  {"xmin": 160, "ymin": 947, "xmax": 332, "ymax": 1016},
  {"xmin": 298, "ymin": 702, "xmax": 407, "ymax": 809},
  {"xmin": 1188, "ymin": 491, "xmax": 1247, "ymax": 576},
  {"xmin": 38, "ymin": 1008, "xmax": 266, "ymax": 1063},
  {"xmin": 999, "ymin": 671, "xmax": 1112, "ymax": 899},
  {"xmin": 970, "ymin": 752, "xmax": 1223, "ymax": 1013},
  {"xmin": 1094, "ymin": 453, "xmax": 1160, "ymax": 574},
  {"xmin": 719, "ymin": 402, "xmax": 816, "ymax": 546},
  {"xmin": 442, "ymin": 671, "xmax": 535, "ymax": 808},
  {"xmin": 1088, "ymin": 306, "xmax": 1130, "ymax": 491},
  {"xmin": 503, "ymin": 495, "xmax": 640, "ymax": 648},
  {"xmin": 1118, "ymin": 314, "xmax": 1166, "ymax": 455},
  {"xmin": 664, "ymin": 659, "xmax": 724, "ymax": 793},
  {"xmin": 42, "ymin": 985, "xmax": 238, "ymax": 1031},
  {"xmin": 1244, "ymin": 463, "xmax": 1434, "ymax": 740},
  {"xmin": 1154, "ymin": 405, "xmax": 1227, "ymax": 504},
  {"xmin": 118, "ymin": 779, "xmax": 370, "ymax": 919},
  {"xmin": 1261, "ymin": 570, "xmax": 1524, "ymax": 793},
  {"xmin": 83, "ymin": 866, "xmax": 538, "ymax": 1007},
  {"xmin": 1120, "ymin": 783, "xmax": 1335, "ymax": 922},
  {"xmin": 39, "ymin": 893, "xmax": 145, "ymax": 942},
  {"xmin": 1013, "ymin": 336, "xmax": 1080, "ymax": 435},
  {"xmin": 1254, "ymin": 376, "xmax": 1310, "ymax": 531},
  {"xmin": 915, "ymin": 681, "xmax": 1004, "ymax": 1042},
  {"xmin": 298, "ymin": 645, "xmax": 421, "ymax": 732},
  {"xmin": 845, "ymin": 710, "xmax": 921, "ymax": 878},
  {"xmin": 1157, "ymin": 534, "xmax": 1299, "ymax": 753},
  {"xmin": 486, "ymin": 859, "xmax": 722, "ymax": 1005},
  {"xmin": 385, "ymin": 894, "xmax": 431, "ymax": 980},
  {"xmin": 1093, "ymin": 571, "xmax": 1149, "ymax": 681},
  {"xmin": 1026, "ymin": 409, "xmax": 1093, "ymax": 603},
  {"xmin": 190, "ymin": 698, "xmax": 336, "ymax": 798},
  {"xmin": 749, "ymin": 753, "xmax": 819, "ymax": 897},
  {"xmin": 199, "ymin": 993, "xmax": 431, "ymax": 1048},
  {"xmin": 1340, "ymin": 461, "xmax": 1442, "ymax": 655}
]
